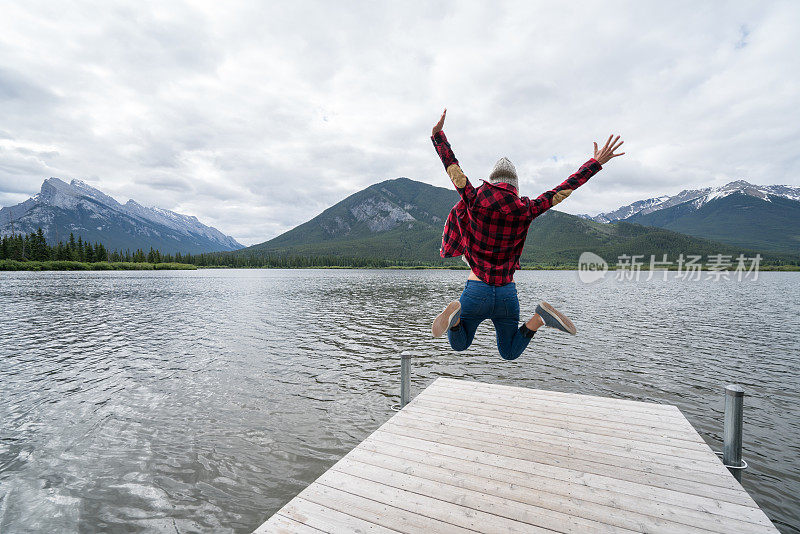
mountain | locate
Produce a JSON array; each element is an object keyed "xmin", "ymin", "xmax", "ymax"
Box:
[
  {"xmin": 244, "ymin": 177, "xmax": 459, "ymax": 262},
  {"xmin": 0, "ymin": 178, "xmax": 243, "ymax": 254},
  {"xmin": 581, "ymin": 180, "xmax": 800, "ymax": 223},
  {"xmin": 581, "ymin": 181, "xmax": 800, "ymax": 252},
  {"xmin": 238, "ymin": 178, "xmax": 792, "ymax": 265}
]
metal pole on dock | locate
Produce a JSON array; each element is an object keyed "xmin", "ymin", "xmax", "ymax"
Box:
[
  {"xmin": 400, "ymin": 351, "xmax": 411, "ymax": 408},
  {"xmin": 723, "ymin": 384, "xmax": 744, "ymax": 482}
]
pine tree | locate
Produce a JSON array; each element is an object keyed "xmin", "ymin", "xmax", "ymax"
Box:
[
  {"xmin": 34, "ymin": 228, "xmax": 48, "ymax": 260},
  {"xmin": 84, "ymin": 241, "xmax": 93, "ymax": 263},
  {"xmin": 96, "ymin": 242, "xmax": 108, "ymax": 262},
  {"xmin": 56, "ymin": 242, "xmax": 67, "ymax": 260}
]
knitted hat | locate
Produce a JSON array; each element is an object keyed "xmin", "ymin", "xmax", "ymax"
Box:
[{"xmin": 488, "ymin": 157, "xmax": 518, "ymax": 191}]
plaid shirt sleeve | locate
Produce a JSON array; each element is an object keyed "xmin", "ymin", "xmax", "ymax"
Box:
[
  {"xmin": 431, "ymin": 131, "xmax": 476, "ymax": 206},
  {"xmin": 527, "ymin": 158, "xmax": 602, "ymax": 219}
]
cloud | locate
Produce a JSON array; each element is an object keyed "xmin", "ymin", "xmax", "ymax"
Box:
[{"xmin": 0, "ymin": 0, "xmax": 798, "ymax": 245}]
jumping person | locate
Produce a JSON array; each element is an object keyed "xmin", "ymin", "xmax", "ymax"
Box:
[{"xmin": 430, "ymin": 109, "xmax": 625, "ymax": 360}]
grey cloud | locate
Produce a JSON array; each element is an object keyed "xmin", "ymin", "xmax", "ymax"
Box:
[
  {"xmin": 0, "ymin": 67, "xmax": 56, "ymax": 103},
  {"xmin": 137, "ymin": 175, "xmax": 193, "ymax": 193}
]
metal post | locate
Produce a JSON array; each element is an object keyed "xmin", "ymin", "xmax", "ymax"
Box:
[
  {"xmin": 723, "ymin": 384, "xmax": 744, "ymax": 482},
  {"xmin": 400, "ymin": 351, "xmax": 411, "ymax": 408}
]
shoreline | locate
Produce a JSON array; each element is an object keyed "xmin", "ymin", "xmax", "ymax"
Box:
[
  {"xmin": 198, "ymin": 264, "xmax": 800, "ymax": 271},
  {"xmin": 0, "ymin": 260, "xmax": 197, "ymax": 271},
  {"xmin": 2, "ymin": 260, "xmax": 797, "ymax": 272}
]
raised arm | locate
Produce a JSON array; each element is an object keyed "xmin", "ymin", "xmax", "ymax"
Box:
[
  {"xmin": 528, "ymin": 134, "xmax": 624, "ymax": 219},
  {"xmin": 431, "ymin": 109, "xmax": 475, "ymax": 205}
]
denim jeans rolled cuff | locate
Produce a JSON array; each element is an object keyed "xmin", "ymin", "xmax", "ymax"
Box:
[
  {"xmin": 519, "ymin": 324, "xmax": 536, "ymax": 339},
  {"xmin": 447, "ymin": 321, "xmax": 469, "ymax": 352}
]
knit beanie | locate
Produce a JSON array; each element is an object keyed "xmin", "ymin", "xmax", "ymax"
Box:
[{"xmin": 488, "ymin": 157, "xmax": 518, "ymax": 191}]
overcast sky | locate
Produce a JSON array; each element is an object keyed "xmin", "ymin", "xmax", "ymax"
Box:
[{"xmin": 1, "ymin": 1, "xmax": 798, "ymax": 245}]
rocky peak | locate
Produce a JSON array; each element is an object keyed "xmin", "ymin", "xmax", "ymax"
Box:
[
  {"xmin": 583, "ymin": 180, "xmax": 800, "ymax": 222},
  {"xmin": 1, "ymin": 177, "xmax": 243, "ymax": 252}
]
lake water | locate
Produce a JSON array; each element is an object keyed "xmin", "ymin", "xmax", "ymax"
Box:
[{"xmin": 0, "ymin": 269, "xmax": 798, "ymax": 533}]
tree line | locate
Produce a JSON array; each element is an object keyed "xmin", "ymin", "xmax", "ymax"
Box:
[
  {"xmin": 0, "ymin": 229, "xmax": 179, "ymax": 264},
  {"xmin": 8, "ymin": 227, "xmax": 793, "ymax": 271},
  {"xmin": 0, "ymin": 228, "xmax": 408, "ymax": 268}
]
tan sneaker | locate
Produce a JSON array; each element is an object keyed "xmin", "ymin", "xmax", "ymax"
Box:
[
  {"xmin": 432, "ymin": 301, "xmax": 462, "ymax": 338},
  {"xmin": 535, "ymin": 301, "xmax": 577, "ymax": 335}
]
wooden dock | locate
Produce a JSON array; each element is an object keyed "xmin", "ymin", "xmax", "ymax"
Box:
[{"xmin": 254, "ymin": 377, "xmax": 779, "ymax": 533}]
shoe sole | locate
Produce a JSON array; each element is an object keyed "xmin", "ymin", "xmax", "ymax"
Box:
[
  {"xmin": 432, "ymin": 301, "xmax": 461, "ymax": 338},
  {"xmin": 540, "ymin": 301, "xmax": 577, "ymax": 335}
]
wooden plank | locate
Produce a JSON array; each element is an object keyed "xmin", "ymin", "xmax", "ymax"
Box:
[
  {"xmin": 298, "ymin": 480, "xmax": 478, "ymax": 534},
  {"xmin": 418, "ymin": 385, "xmax": 700, "ymax": 440},
  {"xmin": 399, "ymin": 402, "xmax": 720, "ymax": 466},
  {"xmin": 409, "ymin": 394, "xmax": 712, "ymax": 452},
  {"xmin": 314, "ymin": 467, "xmax": 550, "ymax": 533},
  {"xmin": 344, "ymin": 445, "xmax": 719, "ymax": 534},
  {"xmin": 364, "ymin": 432, "xmax": 773, "ymax": 526},
  {"xmin": 413, "ymin": 393, "xmax": 699, "ymax": 444},
  {"xmin": 273, "ymin": 497, "xmax": 399, "ymax": 533},
  {"xmin": 420, "ymin": 383, "xmax": 699, "ymax": 434},
  {"xmin": 328, "ymin": 458, "xmax": 635, "ymax": 533},
  {"xmin": 391, "ymin": 407, "xmax": 734, "ymax": 477},
  {"xmin": 374, "ymin": 424, "xmax": 751, "ymax": 506},
  {"xmin": 400, "ymin": 406, "xmax": 724, "ymax": 474},
  {"xmin": 353, "ymin": 438, "xmax": 770, "ymax": 534},
  {"xmin": 429, "ymin": 379, "xmax": 685, "ymax": 422},
  {"xmin": 254, "ymin": 512, "xmax": 326, "ymax": 534},
  {"xmin": 433, "ymin": 378, "xmax": 679, "ymax": 414}
]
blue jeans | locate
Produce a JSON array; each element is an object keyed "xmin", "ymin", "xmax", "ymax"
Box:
[{"xmin": 448, "ymin": 280, "xmax": 533, "ymax": 361}]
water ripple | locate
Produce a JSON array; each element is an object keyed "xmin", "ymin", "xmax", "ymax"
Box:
[{"xmin": 0, "ymin": 269, "xmax": 798, "ymax": 533}]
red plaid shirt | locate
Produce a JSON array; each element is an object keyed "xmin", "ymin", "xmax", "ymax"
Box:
[{"xmin": 432, "ymin": 131, "xmax": 602, "ymax": 286}]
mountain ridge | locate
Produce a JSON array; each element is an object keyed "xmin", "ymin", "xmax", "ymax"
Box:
[
  {"xmin": 0, "ymin": 178, "xmax": 243, "ymax": 254},
  {"xmin": 578, "ymin": 180, "xmax": 800, "ymax": 253},
  {"xmin": 235, "ymin": 177, "xmax": 797, "ymax": 265},
  {"xmin": 581, "ymin": 180, "xmax": 800, "ymax": 223}
]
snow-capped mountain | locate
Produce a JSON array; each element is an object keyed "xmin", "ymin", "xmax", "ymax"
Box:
[
  {"xmin": 0, "ymin": 178, "xmax": 243, "ymax": 254},
  {"xmin": 579, "ymin": 180, "xmax": 800, "ymax": 253},
  {"xmin": 581, "ymin": 180, "xmax": 800, "ymax": 223}
]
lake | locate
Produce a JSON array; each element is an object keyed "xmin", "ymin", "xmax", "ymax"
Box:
[{"xmin": 0, "ymin": 269, "xmax": 798, "ymax": 533}]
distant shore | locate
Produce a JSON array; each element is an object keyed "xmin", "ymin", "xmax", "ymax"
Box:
[
  {"xmin": 194, "ymin": 264, "xmax": 800, "ymax": 271},
  {"xmin": 2, "ymin": 260, "xmax": 797, "ymax": 272},
  {"xmin": 0, "ymin": 260, "xmax": 197, "ymax": 271}
]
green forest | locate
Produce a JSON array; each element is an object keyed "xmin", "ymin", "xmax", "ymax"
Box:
[
  {"xmin": 2, "ymin": 227, "xmax": 799, "ymax": 271},
  {"xmin": 0, "ymin": 229, "xmax": 196, "ymax": 270},
  {"xmin": 0, "ymin": 228, "xmax": 406, "ymax": 270}
]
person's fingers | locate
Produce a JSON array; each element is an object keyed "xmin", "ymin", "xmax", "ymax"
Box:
[
  {"xmin": 594, "ymin": 142, "xmax": 598, "ymax": 153},
  {"xmin": 605, "ymin": 134, "xmax": 613, "ymax": 149},
  {"xmin": 612, "ymin": 140, "xmax": 624, "ymax": 151},
  {"xmin": 611, "ymin": 152, "xmax": 626, "ymax": 158}
]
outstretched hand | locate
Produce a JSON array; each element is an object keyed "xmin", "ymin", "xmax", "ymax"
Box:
[
  {"xmin": 593, "ymin": 135, "xmax": 625, "ymax": 165},
  {"xmin": 432, "ymin": 108, "xmax": 446, "ymax": 136}
]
